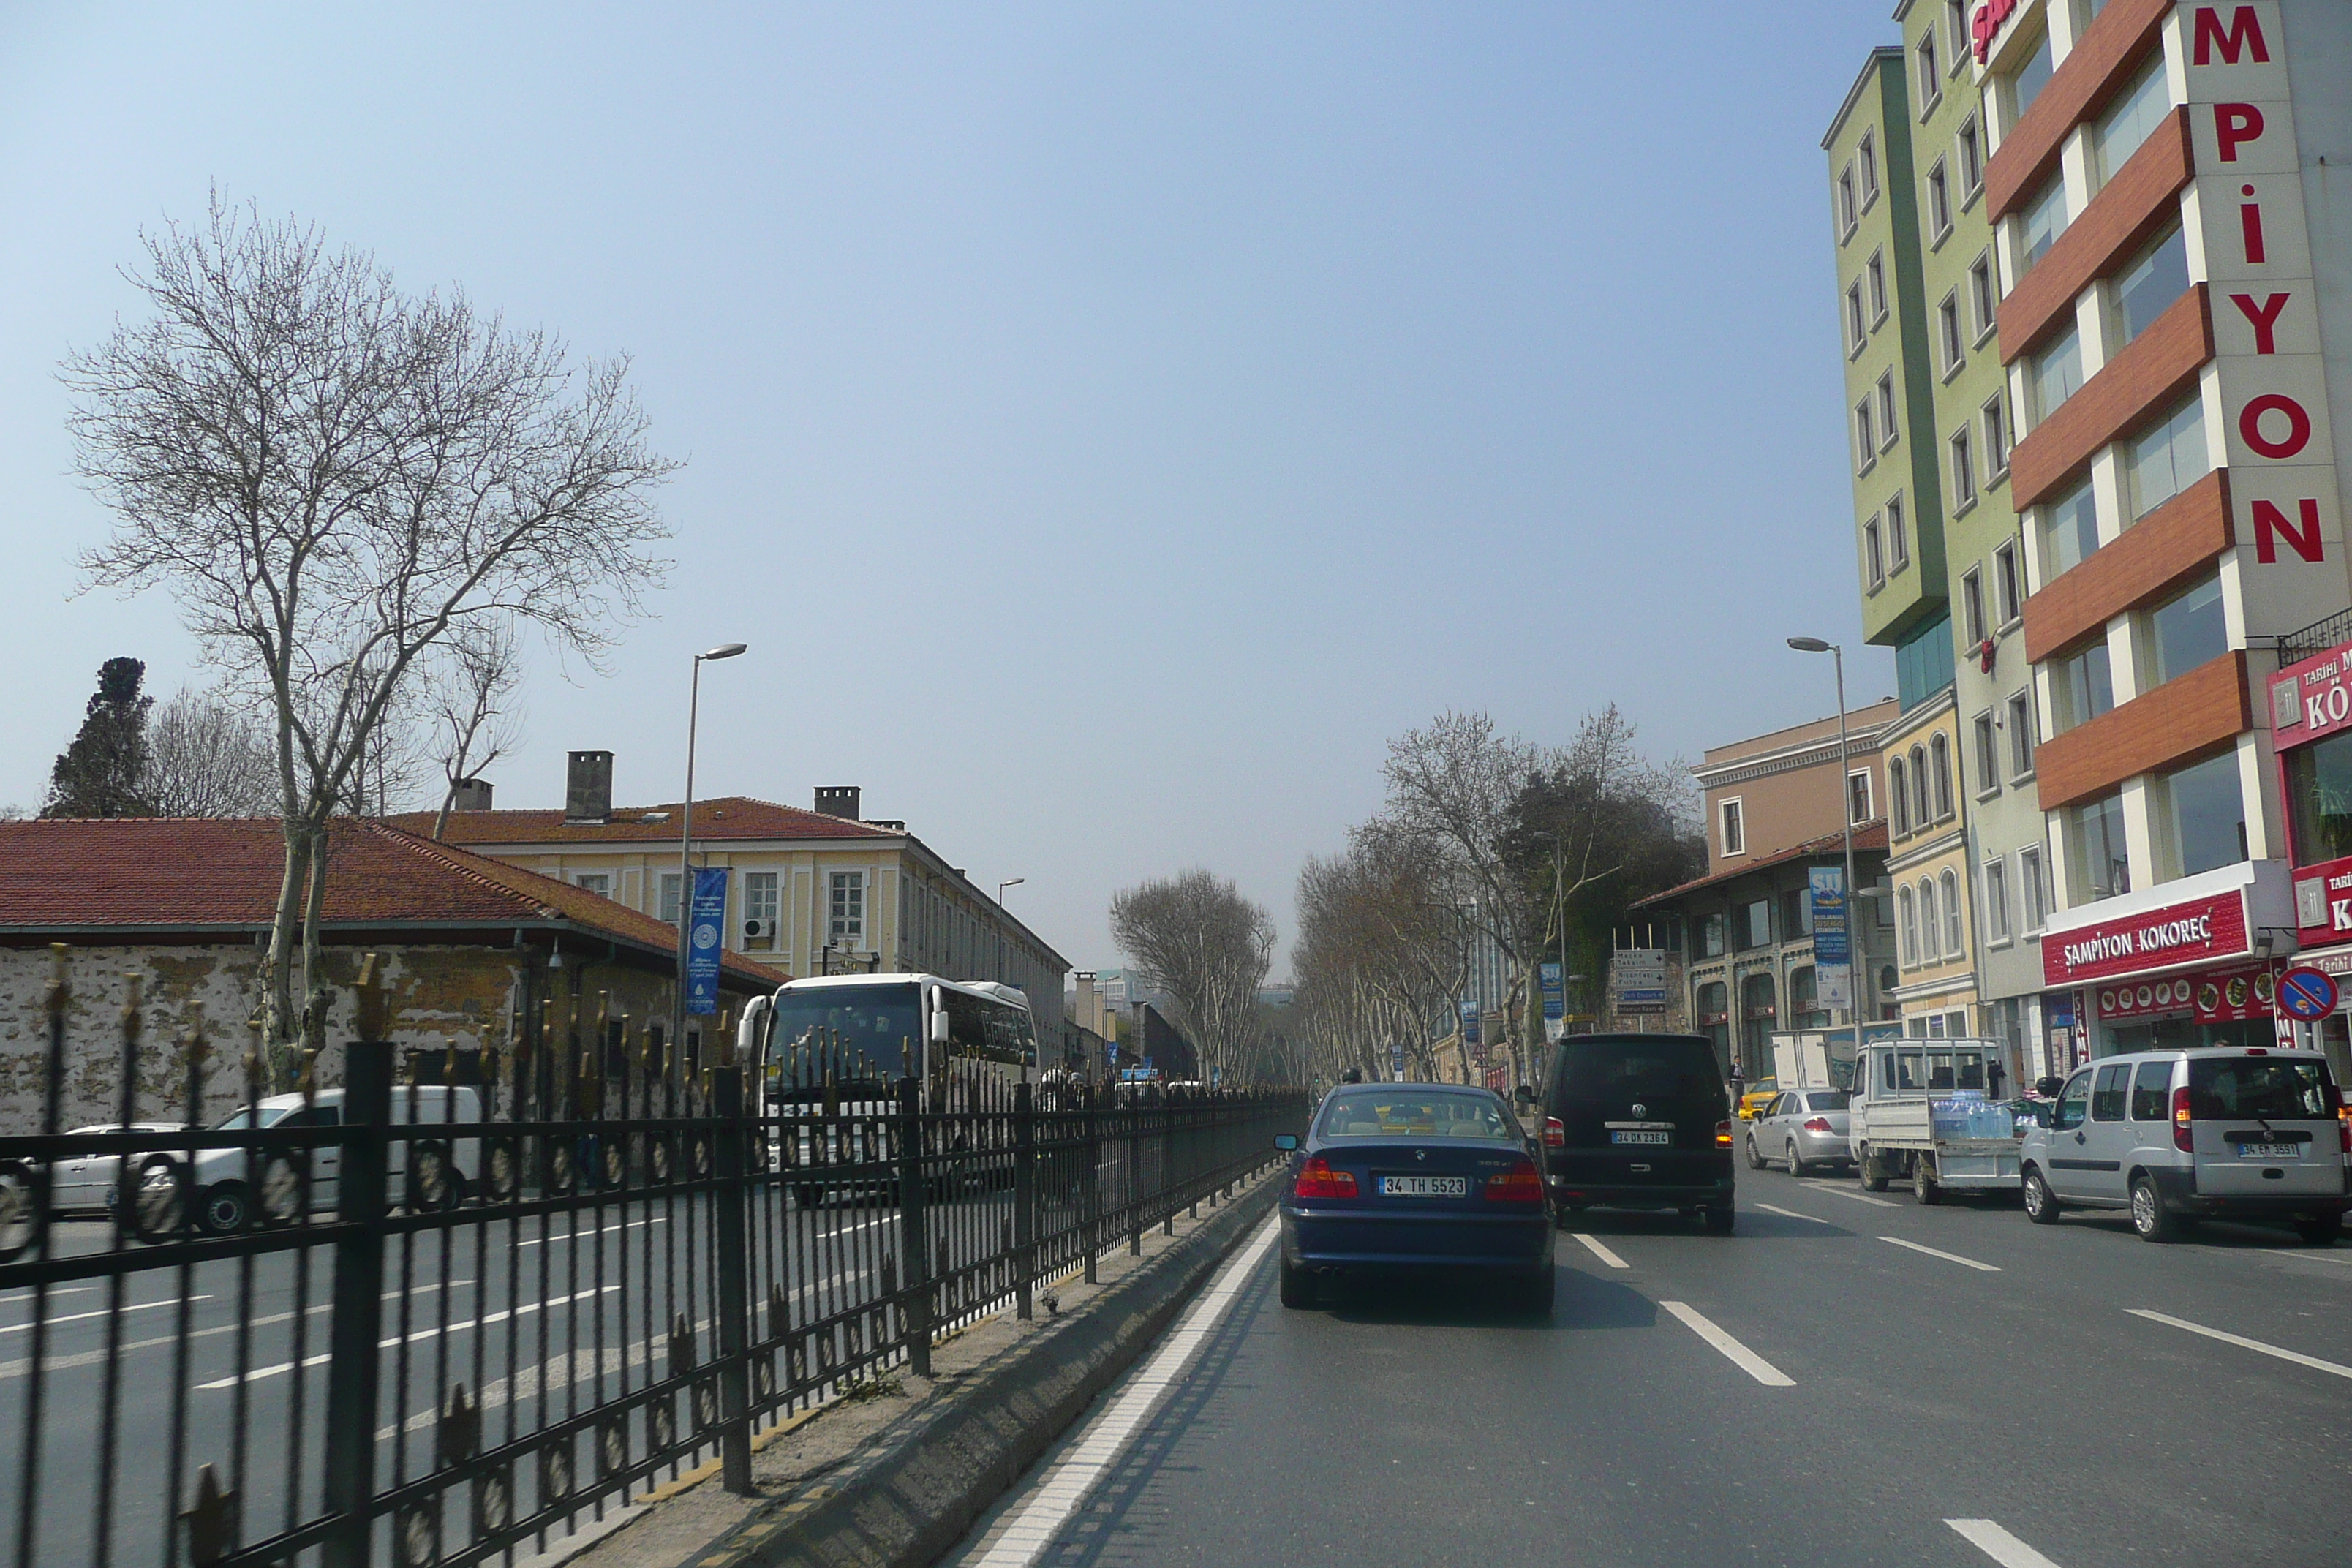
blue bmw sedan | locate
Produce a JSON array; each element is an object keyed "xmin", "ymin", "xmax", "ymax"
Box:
[{"xmin": 1276, "ymin": 1084, "xmax": 1555, "ymax": 1312}]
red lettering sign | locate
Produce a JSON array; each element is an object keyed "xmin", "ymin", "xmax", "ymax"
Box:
[
  {"xmin": 2193, "ymin": 5, "xmax": 2271, "ymax": 65},
  {"xmin": 2254, "ymin": 499, "xmax": 2325, "ymax": 564},
  {"xmin": 2242, "ymin": 393, "xmax": 2313, "ymax": 459},
  {"xmin": 2043, "ymin": 889, "xmax": 2250, "ymax": 986},
  {"xmin": 2231, "ymin": 291, "xmax": 2288, "ymax": 353},
  {"xmin": 2215, "ymin": 102, "xmax": 2266, "ymax": 162},
  {"xmin": 2290, "ymin": 852, "xmax": 2352, "ymax": 943},
  {"xmin": 1972, "ymin": 0, "xmax": 2020, "ymax": 64}
]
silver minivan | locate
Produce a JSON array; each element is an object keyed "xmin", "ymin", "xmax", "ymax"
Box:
[
  {"xmin": 2020, "ymin": 1047, "xmax": 2349, "ymax": 1243},
  {"xmin": 148, "ymin": 1086, "xmax": 484, "ymax": 1235}
]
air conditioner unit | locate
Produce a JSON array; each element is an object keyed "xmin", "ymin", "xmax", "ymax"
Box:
[{"xmin": 743, "ymin": 918, "xmax": 768, "ymax": 939}]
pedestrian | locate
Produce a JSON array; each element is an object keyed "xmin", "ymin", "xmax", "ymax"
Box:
[
  {"xmin": 1986, "ymin": 1056, "xmax": 2007, "ymax": 1101},
  {"xmin": 1726, "ymin": 1059, "xmax": 1745, "ymax": 1106}
]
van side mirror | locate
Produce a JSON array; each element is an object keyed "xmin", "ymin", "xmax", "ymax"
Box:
[
  {"xmin": 1513, "ymin": 1086, "xmax": 1535, "ymax": 1106},
  {"xmin": 1274, "ymin": 1134, "xmax": 1299, "ymax": 1151},
  {"xmin": 930, "ymin": 1010, "xmax": 951, "ymax": 1045}
]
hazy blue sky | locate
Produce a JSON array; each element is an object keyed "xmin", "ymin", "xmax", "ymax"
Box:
[{"xmin": 0, "ymin": 1, "xmax": 1906, "ymax": 973}]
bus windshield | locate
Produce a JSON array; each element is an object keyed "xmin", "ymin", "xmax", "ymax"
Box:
[{"xmin": 766, "ymin": 983, "xmax": 921, "ymax": 1088}]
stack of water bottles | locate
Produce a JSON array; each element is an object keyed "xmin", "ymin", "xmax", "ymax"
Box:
[{"xmin": 1929, "ymin": 1090, "xmax": 2019, "ymax": 1141}]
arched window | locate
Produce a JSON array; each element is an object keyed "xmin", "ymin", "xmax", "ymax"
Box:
[
  {"xmin": 1942, "ymin": 869, "xmax": 1964, "ymax": 955},
  {"xmin": 1898, "ymin": 886, "xmax": 1918, "ymax": 966},
  {"xmin": 1889, "ymin": 758, "xmax": 1911, "ymax": 834},
  {"xmin": 1920, "ymin": 878, "xmax": 1940, "ymax": 959},
  {"xmin": 1910, "ymin": 745, "xmax": 1930, "ymax": 826},
  {"xmin": 1931, "ymin": 734, "xmax": 1953, "ymax": 819}
]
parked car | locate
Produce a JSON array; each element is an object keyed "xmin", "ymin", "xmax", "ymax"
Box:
[
  {"xmin": 2020, "ymin": 1047, "xmax": 2350, "ymax": 1244},
  {"xmin": 1744, "ymin": 1090, "xmax": 1851, "ymax": 1175},
  {"xmin": 152, "ymin": 1085, "xmax": 483, "ymax": 1236},
  {"xmin": 48, "ymin": 1123, "xmax": 188, "ymax": 1213},
  {"xmin": 1539, "ymin": 1033, "xmax": 1735, "ymax": 1233},
  {"xmin": 1276, "ymin": 1084, "xmax": 1554, "ymax": 1312}
]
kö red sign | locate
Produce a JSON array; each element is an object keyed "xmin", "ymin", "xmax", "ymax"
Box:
[{"xmin": 2042, "ymin": 889, "xmax": 2250, "ymax": 986}]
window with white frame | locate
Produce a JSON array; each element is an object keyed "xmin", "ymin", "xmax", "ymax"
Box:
[
  {"xmin": 1719, "ymin": 799, "xmax": 1746, "ymax": 857},
  {"xmin": 1898, "ymin": 885, "xmax": 1918, "ymax": 967},
  {"xmin": 1888, "ymin": 493, "xmax": 1909, "ymax": 570},
  {"xmin": 1940, "ymin": 869, "xmax": 1964, "ymax": 957},
  {"xmin": 1919, "ymin": 876, "xmax": 1942, "ymax": 959},
  {"xmin": 575, "ymin": 872, "xmax": 613, "ymax": 899},
  {"xmin": 1910, "ymin": 745, "xmax": 1931, "ymax": 826},
  {"xmin": 1931, "ymin": 734, "xmax": 1954, "ymax": 819},
  {"xmin": 1939, "ymin": 293, "xmax": 1964, "ymax": 374},
  {"xmin": 1859, "ymin": 132, "xmax": 1878, "ymax": 206},
  {"xmin": 1926, "ymin": 158, "xmax": 1952, "ymax": 240},
  {"xmin": 1961, "ymin": 567, "xmax": 1987, "ymax": 647},
  {"xmin": 1848, "ymin": 769, "xmax": 1874, "ymax": 826},
  {"xmin": 2019, "ymin": 845, "xmax": 2048, "ymax": 932},
  {"xmin": 1839, "ymin": 165, "xmax": 1859, "ymax": 238},
  {"xmin": 1868, "ymin": 251, "xmax": 1888, "ymax": 323},
  {"xmin": 1864, "ymin": 516, "xmax": 1886, "ymax": 589},
  {"xmin": 1889, "ymin": 756, "xmax": 1912, "ymax": 834},
  {"xmin": 1958, "ymin": 115, "xmax": 1983, "ymax": 197},
  {"xmin": 828, "ymin": 870, "xmax": 866, "ymax": 948},
  {"xmin": 2006, "ymin": 690, "xmax": 2037, "ymax": 778},
  {"xmin": 1950, "ymin": 426, "xmax": 1977, "ymax": 509},
  {"xmin": 1856, "ymin": 401, "xmax": 1877, "ymax": 472},
  {"xmin": 1983, "ymin": 394, "xmax": 2010, "ymax": 477},
  {"xmin": 1969, "ymin": 252, "xmax": 1997, "ymax": 339},
  {"xmin": 1973, "ymin": 711, "xmax": 2000, "ymax": 794},
  {"xmin": 658, "ymin": 872, "xmax": 684, "ymax": 927},
  {"xmin": 1916, "ymin": 31, "xmax": 1941, "ymax": 111},
  {"xmin": 1983, "ymin": 857, "xmax": 2010, "ymax": 943},
  {"xmin": 1847, "ymin": 282, "xmax": 1868, "ymax": 354},
  {"xmin": 744, "ymin": 870, "xmax": 780, "ymax": 951},
  {"xmin": 1945, "ymin": 1, "xmax": 1969, "ymax": 64},
  {"xmin": 1994, "ymin": 540, "xmax": 2023, "ymax": 625}
]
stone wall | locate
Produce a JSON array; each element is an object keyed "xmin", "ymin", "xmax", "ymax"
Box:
[{"xmin": 0, "ymin": 943, "xmax": 724, "ymax": 1135}]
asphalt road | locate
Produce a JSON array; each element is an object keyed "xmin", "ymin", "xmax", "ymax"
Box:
[{"xmin": 944, "ymin": 1161, "xmax": 2352, "ymax": 1568}]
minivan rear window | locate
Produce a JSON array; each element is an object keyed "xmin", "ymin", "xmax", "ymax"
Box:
[
  {"xmin": 2188, "ymin": 1058, "xmax": 2333, "ymax": 1120},
  {"xmin": 1553, "ymin": 1039, "xmax": 1719, "ymax": 1104}
]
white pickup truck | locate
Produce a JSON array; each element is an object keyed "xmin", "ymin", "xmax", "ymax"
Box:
[{"xmin": 1849, "ymin": 1039, "xmax": 2024, "ymax": 1203}]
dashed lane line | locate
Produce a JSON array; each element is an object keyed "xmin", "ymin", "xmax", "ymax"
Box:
[
  {"xmin": 1659, "ymin": 1300, "xmax": 1794, "ymax": 1387},
  {"xmin": 1879, "ymin": 1235, "xmax": 2000, "ymax": 1273},
  {"xmin": 1798, "ymin": 1180, "xmax": 1899, "ymax": 1209},
  {"xmin": 968, "ymin": 1217, "xmax": 1278, "ymax": 1568},
  {"xmin": 1749, "ymin": 1203, "xmax": 1832, "ymax": 1224},
  {"xmin": 0, "ymin": 1295, "xmax": 213, "ymax": 1335},
  {"xmin": 2127, "ymin": 1308, "xmax": 2352, "ymax": 1381},
  {"xmin": 1947, "ymin": 1518, "xmax": 2066, "ymax": 1567},
  {"xmin": 1568, "ymin": 1233, "xmax": 1629, "ymax": 1270}
]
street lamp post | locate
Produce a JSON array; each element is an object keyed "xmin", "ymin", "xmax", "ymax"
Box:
[
  {"xmin": 674, "ymin": 642, "xmax": 747, "ymax": 1065},
  {"xmin": 995, "ymin": 878, "xmax": 1023, "ymax": 984},
  {"xmin": 1787, "ymin": 637, "xmax": 1861, "ymax": 1085}
]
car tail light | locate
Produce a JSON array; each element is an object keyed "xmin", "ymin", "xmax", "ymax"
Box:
[
  {"xmin": 2172, "ymin": 1085, "xmax": 2194, "ymax": 1153},
  {"xmin": 1802, "ymin": 1117, "xmax": 1833, "ymax": 1134},
  {"xmin": 1484, "ymin": 1159, "xmax": 1544, "ymax": 1202},
  {"xmin": 1293, "ymin": 1156, "xmax": 1357, "ymax": 1199},
  {"xmin": 1714, "ymin": 1120, "xmax": 1733, "ymax": 1148},
  {"xmin": 1542, "ymin": 1117, "xmax": 1565, "ymax": 1149}
]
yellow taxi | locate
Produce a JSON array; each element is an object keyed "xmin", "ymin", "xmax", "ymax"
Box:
[{"xmin": 1736, "ymin": 1079, "xmax": 1779, "ymax": 1121}]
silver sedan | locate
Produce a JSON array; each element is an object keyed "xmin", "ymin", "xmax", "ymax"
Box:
[{"xmin": 1743, "ymin": 1090, "xmax": 1852, "ymax": 1176}]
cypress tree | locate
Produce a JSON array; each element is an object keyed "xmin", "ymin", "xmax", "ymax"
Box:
[{"xmin": 42, "ymin": 657, "xmax": 154, "ymax": 818}]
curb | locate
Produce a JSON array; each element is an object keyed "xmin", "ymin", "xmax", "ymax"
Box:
[{"xmin": 679, "ymin": 1177, "xmax": 1278, "ymax": 1568}]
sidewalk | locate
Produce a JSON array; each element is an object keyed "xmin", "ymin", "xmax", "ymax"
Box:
[{"xmin": 542, "ymin": 1169, "xmax": 1281, "ymax": 1568}]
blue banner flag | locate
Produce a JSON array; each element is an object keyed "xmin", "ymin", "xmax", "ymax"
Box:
[
  {"xmin": 686, "ymin": 867, "xmax": 730, "ymax": 1015},
  {"xmin": 1460, "ymin": 1000, "xmax": 1480, "ymax": 1045},
  {"xmin": 1539, "ymin": 962, "xmax": 1565, "ymax": 1022},
  {"xmin": 1808, "ymin": 866, "xmax": 1849, "ymax": 968}
]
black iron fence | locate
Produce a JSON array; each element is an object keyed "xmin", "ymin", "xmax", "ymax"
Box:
[{"xmin": 0, "ymin": 951, "xmax": 1305, "ymax": 1568}]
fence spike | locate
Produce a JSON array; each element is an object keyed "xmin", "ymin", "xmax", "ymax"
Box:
[
  {"xmin": 180, "ymin": 1463, "xmax": 239, "ymax": 1568},
  {"xmin": 440, "ymin": 1382, "xmax": 479, "ymax": 1467}
]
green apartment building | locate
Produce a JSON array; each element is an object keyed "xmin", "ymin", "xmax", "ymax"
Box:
[{"xmin": 1825, "ymin": 6, "xmax": 2050, "ymax": 1071}]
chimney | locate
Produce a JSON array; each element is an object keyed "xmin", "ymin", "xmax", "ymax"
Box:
[
  {"xmin": 813, "ymin": 785, "xmax": 862, "ymax": 821},
  {"xmin": 565, "ymin": 751, "xmax": 614, "ymax": 825},
  {"xmin": 450, "ymin": 778, "xmax": 494, "ymax": 813},
  {"xmin": 1075, "ymin": 972, "xmax": 1096, "ymax": 1037}
]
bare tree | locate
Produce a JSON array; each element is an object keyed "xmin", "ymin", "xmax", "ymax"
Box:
[
  {"xmin": 1292, "ymin": 827, "xmax": 1471, "ymax": 1084},
  {"xmin": 144, "ymin": 685, "xmax": 277, "ymax": 816},
  {"xmin": 66, "ymin": 195, "xmax": 675, "ymax": 1082},
  {"xmin": 429, "ymin": 619, "xmax": 525, "ymax": 839},
  {"xmin": 1108, "ymin": 871, "xmax": 1275, "ymax": 1088}
]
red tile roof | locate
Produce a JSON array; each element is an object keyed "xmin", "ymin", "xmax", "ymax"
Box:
[
  {"xmin": 1629, "ymin": 821, "xmax": 1891, "ymax": 909},
  {"xmin": 0, "ymin": 817, "xmax": 787, "ymax": 987},
  {"xmin": 397, "ymin": 796, "xmax": 895, "ymax": 846}
]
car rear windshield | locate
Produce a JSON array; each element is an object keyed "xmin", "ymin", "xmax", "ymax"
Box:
[
  {"xmin": 1554, "ymin": 1039, "xmax": 1721, "ymax": 1105},
  {"xmin": 1804, "ymin": 1092, "xmax": 1850, "ymax": 1112},
  {"xmin": 2188, "ymin": 1058, "xmax": 2333, "ymax": 1120},
  {"xmin": 1318, "ymin": 1091, "xmax": 1513, "ymax": 1140}
]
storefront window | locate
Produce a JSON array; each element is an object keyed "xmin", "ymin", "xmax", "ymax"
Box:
[
  {"xmin": 1739, "ymin": 972, "xmax": 1778, "ymax": 1077},
  {"xmin": 1695, "ymin": 980, "xmax": 1729, "ymax": 1071},
  {"xmin": 1789, "ymin": 966, "xmax": 1826, "ymax": 1029},
  {"xmin": 2285, "ymin": 730, "xmax": 2352, "ymax": 863}
]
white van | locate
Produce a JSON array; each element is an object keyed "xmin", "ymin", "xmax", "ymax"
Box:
[
  {"xmin": 2019, "ymin": 1047, "xmax": 2349, "ymax": 1243},
  {"xmin": 151, "ymin": 1085, "xmax": 484, "ymax": 1235}
]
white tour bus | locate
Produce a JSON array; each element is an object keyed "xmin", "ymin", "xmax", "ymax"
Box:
[{"xmin": 737, "ymin": 972, "xmax": 1039, "ymax": 1113}]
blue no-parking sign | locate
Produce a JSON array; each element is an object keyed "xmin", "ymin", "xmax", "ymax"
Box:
[{"xmin": 2276, "ymin": 966, "xmax": 2338, "ymax": 1022}]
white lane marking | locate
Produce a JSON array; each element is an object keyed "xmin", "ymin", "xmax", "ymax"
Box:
[
  {"xmin": 1569, "ymin": 1233, "xmax": 1629, "ymax": 1270},
  {"xmin": 1947, "ymin": 1518, "xmax": 2066, "ymax": 1567},
  {"xmin": 0, "ymin": 1295, "xmax": 214, "ymax": 1335},
  {"xmin": 971, "ymin": 1218, "xmax": 1278, "ymax": 1568},
  {"xmin": 198, "ymin": 1284, "xmax": 623, "ymax": 1387},
  {"xmin": 2263, "ymin": 1248, "xmax": 2352, "ymax": 1267},
  {"xmin": 516, "ymin": 1216, "xmax": 668, "ymax": 1248},
  {"xmin": 2127, "ymin": 1308, "xmax": 2352, "ymax": 1381},
  {"xmin": 1799, "ymin": 1180, "xmax": 1898, "ymax": 1209},
  {"xmin": 1879, "ymin": 1235, "xmax": 2001, "ymax": 1273},
  {"xmin": 1750, "ymin": 1203, "xmax": 1831, "ymax": 1224},
  {"xmin": 1659, "ymin": 1300, "xmax": 1793, "ymax": 1387},
  {"xmin": 0, "ymin": 1287, "xmax": 98, "ymax": 1308}
]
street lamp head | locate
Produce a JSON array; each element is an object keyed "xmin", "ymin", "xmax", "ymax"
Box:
[
  {"xmin": 1787, "ymin": 636, "xmax": 1833, "ymax": 654},
  {"xmin": 699, "ymin": 642, "xmax": 748, "ymax": 661}
]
